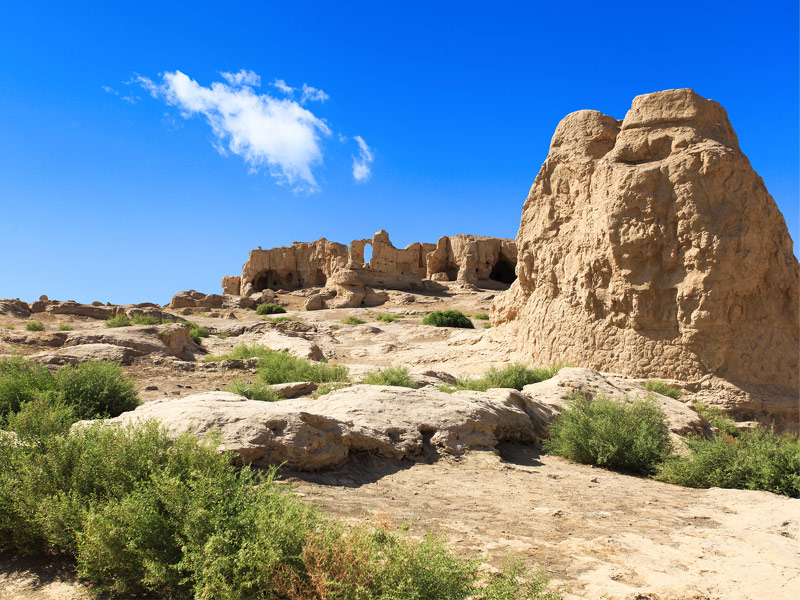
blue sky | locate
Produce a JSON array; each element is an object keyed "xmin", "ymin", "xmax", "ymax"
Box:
[{"xmin": 1, "ymin": 1, "xmax": 797, "ymax": 304}]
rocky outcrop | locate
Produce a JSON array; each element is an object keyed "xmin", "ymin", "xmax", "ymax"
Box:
[
  {"xmin": 493, "ymin": 89, "xmax": 799, "ymax": 427},
  {"xmin": 0, "ymin": 299, "xmax": 31, "ymax": 319},
  {"xmin": 226, "ymin": 231, "xmax": 517, "ymax": 304},
  {"xmin": 169, "ymin": 290, "xmax": 257, "ymax": 310},
  {"xmin": 89, "ymin": 386, "xmax": 539, "ymax": 470},
  {"xmin": 32, "ymin": 343, "xmax": 141, "ymax": 365},
  {"xmin": 63, "ymin": 323, "xmax": 201, "ymax": 361}
]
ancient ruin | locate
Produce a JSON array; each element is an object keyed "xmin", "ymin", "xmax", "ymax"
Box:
[
  {"xmin": 492, "ymin": 88, "xmax": 800, "ymax": 425},
  {"xmin": 222, "ymin": 230, "xmax": 518, "ymax": 307}
]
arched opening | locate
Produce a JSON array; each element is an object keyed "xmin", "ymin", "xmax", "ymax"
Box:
[
  {"xmin": 286, "ymin": 273, "xmax": 294, "ymax": 286},
  {"xmin": 363, "ymin": 242, "xmax": 373, "ymax": 267},
  {"xmin": 253, "ymin": 270, "xmax": 279, "ymax": 291},
  {"xmin": 313, "ymin": 268, "xmax": 326, "ymax": 286},
  {"xmin": 489, "ymin": 257, "xmax": 517, "ymax": 284},
  {"xmin": 445, "ymin": 266, "xmax": 459, "ymax": 281}
]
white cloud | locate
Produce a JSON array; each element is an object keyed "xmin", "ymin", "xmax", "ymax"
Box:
[
  {"xmin": 103, "ymin": 84, "xmax": 139, "ymax": 104},
  {"xmin": 137, "ymin": 70, "xmax": 331, "ymax": 190},
  {"xmin": 301, "ymin": 83, "xmax": 329, "ymax": 104},
  {"xmin": 271, "ymin": 79, "xmax": 294, "ymax": 95},
  {"xmin": 220, "ymin": 69, "xmax": 261, "ymax": 87},
  {"xmin": 352, "ymin": 135, "xmax": 374, "ymax": 182}
]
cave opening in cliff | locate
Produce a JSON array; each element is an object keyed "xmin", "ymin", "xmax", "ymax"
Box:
[
  {"xmin": 489, "ymin": 257, "xmax": 517, "ymax": 284},
  {"xmin": 253, "ymin": 270, "xmax": 280, "ymax": 291},
  {"xmin": 313, "ymin": 268, "xmax": 326, "ymax": 286}
]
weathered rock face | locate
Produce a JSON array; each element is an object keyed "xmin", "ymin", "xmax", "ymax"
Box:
[
  {"xmin": 169, "ymin": 290, "xmax": 256, "ymax": 310},
  {"xmin": 227, "ymin": 230, "xmax": 517, "ymax": 304},
  {"xmin": 493, "ymin": 89, "xmax": 799, "ymax": 425},
  {"xmin": 92, "ymin": 387, "xmax": 538, "ymax": 471}
]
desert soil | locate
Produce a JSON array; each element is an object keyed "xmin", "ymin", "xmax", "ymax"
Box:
[{"xmin": 1, "ymin": 285, "xmax": 798, "ymax": 600}]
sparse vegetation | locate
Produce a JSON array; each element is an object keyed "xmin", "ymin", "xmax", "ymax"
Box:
[
  {"xmin": 474, "ymin": 313, "xmax": 490, "ymax": 320},
  {"xmin": 104, "ymin": 313, "xmax": 131, "ymax": 328},
  {"xmin": 257, "ymin": 350, "xmax": 350, "ymax": 385},
  {"xmin": 129, "ymin": 314, "xmax": 160, "ymax": 325},
  {"xmin": 693, "ymin": 401, "xmax": 739, "ymax": 437},
  {"xmin": 3, "ymin": 323, "xmax": 14, "ymax": 330},
  {"xmin": 264, "ymin": 316, "xmax": 294, "ymax": 322},
  {"xmin": 545, "ymin": 392, "xmax": 672, "ymax": 475},
  {"xmin": 203, "ymin": 343, "xmax": 274, "ymax": 362},
  {"xmin": 256, "ymin": 302, "xmax": 287, "ymax": 315},
  {"xmin": 376, "ymin": 313, "xmax": 402, "ymax": 322},
  {"xmin": 57, "ymin": 323, "xmax": 73, "ymax": 331},
  {"xmin": 483, "ymin": 323, "xmax": 491, "ymax": 329},
  {"xmin": 185, "ymin": 321, "xmax": 210, "ymax": 344},
  {"xmin": 442, "ymin": 363, "xmax": 561, "ymax": 393},
  {"xmin": 341, "ymin": 316, "xmax": 366, "ymax": 325},
  {"xmin": 224, "ymin": 377, "xmax": 284, "ymax": 402},
  {"xmin": 25, "ymin": 320, "xmax": 45, "ymax": 332},
  {"xmin": 0, "ymin": 356, "xmax": 137, "ymax": 422},
  {"xmin": 0, "ymin": 414, "xmax": 557, "ymax": 598},
  {"xmin": 422, "ymin": 310, "xmax": 474, "ymax": 328},
  {"xmin": 642, "ymin": 380, "xmax": 683, "ymax": 400},
  {"xmin": 361, "ymin": 366, "xmax": 418, "ymax": 388},
  {"xmin": 312, "ymin": 382, "xmax": 352, "ymax": 398},
  {"xmin": 657, "ymin": 426, "xmax": 799, "ymax": 497},
  {"xmin": 216, "ymin": 332, "xmax": 230, "ymax": 339}
]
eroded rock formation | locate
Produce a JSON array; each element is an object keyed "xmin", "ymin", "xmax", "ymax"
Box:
[
  {"xmin": 224, "ymin": 231, "xmax": 517, "ymax": 307},
  {"xmin": 493, "ymin": 89, "xmax": 799, "ymax": 426}
]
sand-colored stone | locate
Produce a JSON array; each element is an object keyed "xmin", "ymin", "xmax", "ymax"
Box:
[{"xmin": 492, "ymin": 89, "xmax": 799, "ymax": 427}]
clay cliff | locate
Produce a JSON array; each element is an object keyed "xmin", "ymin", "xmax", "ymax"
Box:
[{"xmin": 492, "ymin": 89, "xmax": 799, "ymax": 426}]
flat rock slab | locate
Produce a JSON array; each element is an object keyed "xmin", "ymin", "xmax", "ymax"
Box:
[
  {"xmin": 91, "ymin": 385, "xmax": 538, "ymax": 471},
  {"xmin": 31, "ymin": 343, "xmax": 140, "ymax": 365},
  {"xmin": 64, "ymin": 323, "xmax": 200, "ymax": 361}
]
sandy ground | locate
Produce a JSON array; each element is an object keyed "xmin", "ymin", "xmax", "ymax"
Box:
[{"xmin": 1, "ymin": 287, "xmax": 798, "ymax": 599}]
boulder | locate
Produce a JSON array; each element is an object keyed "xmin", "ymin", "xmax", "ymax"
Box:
[
  {"xmin": 271, "ymin": 381, "xmax": 318, "ymax": 398},
  {"xmin": 85, "ymin": 385, "xmax": 538, "ymax": 470},
  {"xmin": 0, "ymin": 299, "xmax": 31, "ymax": 319},
  {"xmin": 32, "ymin": 343, "xmax": 140, "ymax": 365},
  {"xmin": 492, "ymin": 89, "xmax": 799, "ymax": 428},
  {"xmin": 169, "ymin": 290, "xmax": 256, "ymax": 310},
  {"xmin": 43, "ymin": 301, "xmax": 116, "ymax": 319},
  {"xmin": 64, "ymin": 323, "xmax": 201, "ymax": 360},
  {"xmin": 519, "ymin": 367, "xmax": 708, "ymax": 437}
]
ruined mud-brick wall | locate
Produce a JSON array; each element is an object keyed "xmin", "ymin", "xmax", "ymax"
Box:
[
  {"xmin": 227, "ymin": 230, "xmax": 518, "ymax": 295},
  {"xmin": 492, "ymin": 89, "xmax": 799, "ymax": 412}
]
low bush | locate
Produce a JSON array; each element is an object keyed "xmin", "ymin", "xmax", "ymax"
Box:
[
  {"xmin": 52, "ymin": 360, "xmax": 139, "ymax": 419},
  {"xmin": 3, "ymin": 323, "xmax": 14, "ymax": 330},
  {"xmin": 258, "ymin": 350, "xmax": 350, "ymax": 385},
  {"xmin": 312, "ymin": 382, "xmax": 352, "ymax": 398},
  {"xmin": 693, "ymin": 401, "xmax": 739, "ymax": 437},
  {"xmin": 544, "ymin": 393, "xmax": 672, "ymax": 475},
  {"xmin": 130, "ymin": 314, "xmax": 160, "ymax": 325},
  {"xmin": 0, "ymin": 413, "xmax": 558, "ymax": 598},
  {"xmin": 341, "ymin": 316, "xmax": 366, "ymax": 325},
  {"xmin": 203, "ymin": 343, "xmax": 274, "ymax": 363},
  {"xmin": 0, "ymin": 356, "xmax": 55, "ymax": 419},
  {"xmin": 216, "ymin": 332, "xmax": 230, "ymax": 338},
  {"xmin": 256, "ymin": 303, "xmax": 286, "ymax": 315},
  {"xmin": 642, "ymin": 380, "xmax": 683, "ymax": 400},
  {"xmin": 484, "ymin": 323, "xmax": 492, "ymax": 329},
  {"xmin": 25, "ymin": 320, "xmax": 45, "ymax": 332},
  {"xmin": 57, "ymin": 323, "xmax": 73, "ymax": 331},
  {"xmin": 104, "ymin": 314, "xmax": 131, "ymax": 328},
  {"xmin": 422, "ymin": 310, "xmax": 474, "ymax": 328},
  {"xmin": 361, "ymin": 366, "xmax": 418, "ymax": 388},
  {"xmin": 184, "ymin": 322, "xmax": 210, "ymax": 344},
  {"xmin": 376, "ymin": 313, "xmax": 401, "ymax": 322},
  {"xmin": 444, "ymin": 363, "xmax": 560, "ymax": 392},
  {"xmin": 474, "ymin": 313, "xmax": 490, "ymax": 320},
  {"xmin": 264, "ymin": 316, "xmax": 294, "ymax": 322},
  {"xmin": 657, "ymin": 427, "xmax": 799, "ymax": 496},
  {"xmin": 224, "ymin": 377, "xmax": 284, "ymax": 402}
]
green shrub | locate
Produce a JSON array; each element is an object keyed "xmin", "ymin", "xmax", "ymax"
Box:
[
  {"xmin": 258, "ymin": 351, "xmax": 350, "ymax": 385},
  {"xmin": 422, "ymin": 310, "xmax": 474, "ymax": 328},
  {"xmin": 376, "ymin": 313, "xmax": 401, "ymax": 323},
  {"xmin": 657, "ymin": 426, "xmax": 799, "ymax": 496},
  {"xmin": 52, "ymin": 360, "xmax": 139, "ymax": 419},
  {"xmin": 444, "ymin": 363, "xmax": 560, "ymax": 392},
  {"xmin": 544, "ymin": 393, "xmax": 672, "ymax": 475},
  {"xmin": 484, "ymin": 323, "xmax": 492, "ymax": 329},
  {"xmin": 693, "ymin": 401, "xmax": 739, "ymax": 437},
  {"xmin": 57, "ymin": 323, "xmax": 73, "ymax": 331},
  {"xmin": 474, "ymin": 313, "xmax": 490, "ymax": 320},
  {"xmin": 312, "ymin": 382, "xmax": 352, "ymax": 398},
  {"xmin": 104, "ymin": 314, "xmax": 131, "ymax": 328},
  {"xmin": 224, "ymin": 378, "xmax": 284, "ymax": 402},
  {"xmin": 264, "ymin": 316, "xmax": 294, "ymax": 322},
  {"xmin": 361, "ymin": 366, "xmax": 418, "ymax": 388},
  {"xmin": 185, "ymin": 322, "xmax": 210, "ymax": 344},
  {"xmin": 216, "ymin": 332, "xmax": 230, "ymax": 339},
  {"xmin": 341, "ymin": 316, "xmax": 366, "ymax": 325},
  {"xmin": 0, "ymin": 414, "xmax": 557, "ymax": 598},
  {"xmin": 25, "ymin": 320, "xmax": 45, "ymax": 332},
  {"xmin": 203, "ymin": 343, "xmax": 274, "ymax": 363},
  {"xmin": 130, "ymin": 314, "xmax": 160, "ymax": 325},
  {"xmin": 0, "ymin": 356, "xmax": 55, "ymax": 419},
  {"xmin": 5, "ymin": 395, "xmax": 76, "ymax": 440},
  {"xmin": 642, "ymin": 380, "xmax": 683, "ymax": 400},
  {"xmin": 256, "ymin": 303, "xmax": 286, "ymax": 315},
  {"xmin": 3, "ymin": 323, "xmax": 14, "ymax": 330}
]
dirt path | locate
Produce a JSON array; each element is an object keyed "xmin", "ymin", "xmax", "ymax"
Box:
[{"xmin": 285, "ymin": 446, "xmax": 800, "ymax": 600}]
